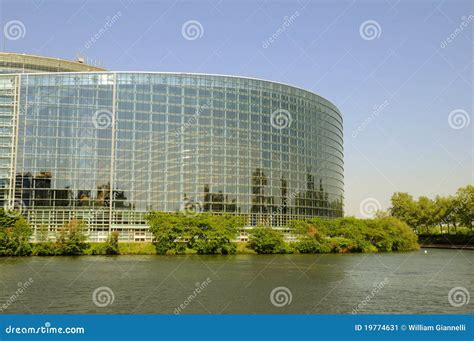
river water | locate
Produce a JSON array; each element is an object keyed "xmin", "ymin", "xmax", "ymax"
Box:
[{"xmin": 0, "ymin": 249, "xmax": 472, "ymax": 314}]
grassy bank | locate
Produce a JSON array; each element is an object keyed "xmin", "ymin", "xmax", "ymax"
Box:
[
  {"xmin": 29, "ymin": 242, "xmax": 256, "ymax": 256},
  {"xmin": 82, "ymin": 242, "xmax": 157, "ymax": 255}
]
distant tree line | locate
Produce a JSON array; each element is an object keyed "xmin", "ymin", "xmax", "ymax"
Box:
[{"xmin": 389, "ymin": 185, "xmax": 473, "ymax": 235}]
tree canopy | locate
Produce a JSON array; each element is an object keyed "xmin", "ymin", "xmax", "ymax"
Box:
[{"xmin": 389, "ymin": 185, "xmax": 473, "ymax": 234}]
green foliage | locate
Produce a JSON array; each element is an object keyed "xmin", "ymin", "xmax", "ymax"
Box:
[
  {"xmin": 55, "ymin": 219, "xmax": 88, "ymax": 256},
  {"xmin": 389, "ymin": 192, "xmax": 418, "ymax": 228},
  {"xmin": 31, "ymin": 242, "xmax": 58, "ymax": 256},
  {"xmin": 418, "ymin": 233, "xmax": 474, "ymax": 245},
  {"xmin": 248, "ymin": 227, "xmax": 288, "ymax": 254},
  {"xmin": 84, "ymin": 243, "xmax": 108, "ymax": 255},
  {"xmin": 105, "ymin": 231, "xmax": 120, "ymax": 255},
  {"xmin": 236, "ymin": 242, "xmax": 257, "ymax": 254},
  {"xmin": 118, "ymin": 242, "xmax": 156, "ymax": 255},
  {"xmin": 293, "ymin": 236, "xmax": 331, "ymax": 253},
  {"xmin": 292, "ymin": 216, "xmax": 419, "ymax": 254},
  {"xmin": 145, "ymin": 212, "xmax": 242, "ymax": 254},
  {"xmin": 389, "ymin": 185, "xmax": 473, "ymax": 234},
  {"xmin": 0, "ymin": 210, "xmax": 32, "ymax": 256},
  {"xmin": 36, "ymin": 225, "xmax": 49, "ymax": 242},
  {"xmin": 454, "ymin": 185, "xmax": 474, "ymax": 231}
]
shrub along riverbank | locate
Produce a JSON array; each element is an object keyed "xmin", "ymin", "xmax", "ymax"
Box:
[
  {"xmin": 248, "ymin": 216, "xmax": 419, "ymax": 254},
  {"xmin": 1, "ymin": 209, "xmax": 420, "ymax": 257},
  {"xmin": 146, "ymin": 212, "xmax": 419, "ymax": 254}
]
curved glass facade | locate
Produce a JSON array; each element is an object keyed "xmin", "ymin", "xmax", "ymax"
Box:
[{"xmin": 1, "ymin": 70, "xmax": 343, "ymax": 241}]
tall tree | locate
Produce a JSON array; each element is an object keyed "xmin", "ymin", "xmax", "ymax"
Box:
[
  {"xmin": 389, "ymin": 192, "xmax": 418, "ymax": 229},
  {"xmin": 454, "ymin": 185, "xmax": 474, "ymax": 233}
]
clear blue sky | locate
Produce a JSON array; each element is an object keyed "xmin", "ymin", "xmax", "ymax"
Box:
[{"xmin": 1, "ymin": 0, "xmax": 472, "ymax": 216}]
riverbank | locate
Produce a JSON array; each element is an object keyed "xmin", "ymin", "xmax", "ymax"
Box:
[
  {"xmin": 87, "ymin": 242, "xmax": 257, "ymax": 255},
  {"xmin": 2, "ymin": 213, "xmax": 420, "ymax": 256},
  {"xmin": 418, "ymin": 234, "xmax": 473, "ymax": 250},
  {"xmin": 24, "ymin": 240, "xmax": 419, "ymax": 256},
  {"xmin": 421, "ymin": 244, "xmax": 474, "ymax": 250}
]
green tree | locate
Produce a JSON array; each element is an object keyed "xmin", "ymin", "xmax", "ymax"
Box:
[
  {"xmin": 248, "ymin": 227, "xmax": 287, "ymax": 254},
  {"xmin": 389, "ymin": 192, "xmax": 418, "ymax": 230},
  {"xmin": 145, "ymin": 212, "xmax": 242, "ymax": 254},
  {"xmin": 291, "ymin": 216, "xmax": 418, "ymax": 253},
  {"xmin": 294, "ymin": 236, "xmax": 331, "ymax": 253},
  {"xmin": 0, "ymin": 210, "xmax": 32, "ymax": 256},
  {"xmin": 372, "ymin": 216, "xmax": 419, "ymax": 251},
  {"xmin": 454, "ymin": 185, "xmax": 474, "ymax": 233},
  {"xmin": 105, "ymin": 231, "xmax": 120, "ymax": 255},
  {"xmin": 55, "ymin": 219, "xmax": 88, "ymax": 256},
  {"xmin": 433, "ymin": 195, "xmax": 452, "ymax": 234},
  {"xmin": 417, "ymin": 196, "xmax": 435, "ymax": 233},
  {"xmin": 146, "ymin": 212, "xmax": 188, "ymax": 254}
]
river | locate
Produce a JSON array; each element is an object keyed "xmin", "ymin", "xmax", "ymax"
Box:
[{"xmin": 0, "ymin": 249, "xmax": 472, "ymax": 314}]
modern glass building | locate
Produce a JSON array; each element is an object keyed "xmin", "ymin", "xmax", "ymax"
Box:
[{"xmin": 0, "ymin": 53, "xmax": 343, "ymax": 241}]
